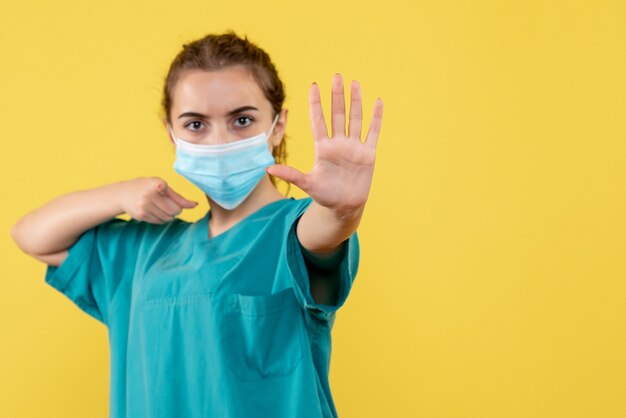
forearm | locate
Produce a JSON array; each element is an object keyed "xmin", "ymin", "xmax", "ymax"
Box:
[
  {"xmin": 296, "ymin": 201, "xmax": 364, "ymax": 254},
  {"xmin": 11, "ymin": 181, "xmax": 126, "ymax": 256}
]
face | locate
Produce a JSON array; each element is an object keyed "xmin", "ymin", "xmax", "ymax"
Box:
[{"xmin": 166, "ymin": 66, "xmax": 286, "ymax": 151}]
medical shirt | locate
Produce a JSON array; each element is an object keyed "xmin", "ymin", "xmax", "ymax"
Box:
[{"xmin": 44, "ymin": 196, "xmax": 359, "ymax": 418}]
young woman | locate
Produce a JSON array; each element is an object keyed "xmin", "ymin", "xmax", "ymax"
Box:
[{"xmin": 11, "ymin": 31, "xmax": 383, "ymax": 418}]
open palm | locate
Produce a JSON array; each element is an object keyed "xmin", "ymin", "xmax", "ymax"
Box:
[{"xmin": 268, "ymin": 74, "xmax": 384, "ymax": 211}]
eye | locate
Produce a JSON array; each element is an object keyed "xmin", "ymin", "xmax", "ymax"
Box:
[
  {"xmin": 185, "ymin": 121, "xmax": 204, "ymax": 131},
  {"xmin": 234, "ymin": 116, "xmax": 254, "ymax": 128}
]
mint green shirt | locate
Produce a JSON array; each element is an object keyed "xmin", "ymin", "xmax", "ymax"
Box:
[{"xmin": 44, "ymin": 197, "xmax": 359, "ymax": 418}]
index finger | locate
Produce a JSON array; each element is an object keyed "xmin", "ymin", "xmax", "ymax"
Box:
[
  {"xmin": 309, "ymin": 82, "xmax": 328, "ymax": 141},
  {"xmin": 154, "ymin": 183, "xmax": 184, "ymax": 215},
  {"xmin": 164, "ymin": 184, "xmax": 198, "ymax": 209}
]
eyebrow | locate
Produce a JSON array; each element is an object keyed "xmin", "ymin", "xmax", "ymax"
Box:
[{"xmin": 177, "ymin": 106, "xmax": 259, "ymax": 119}]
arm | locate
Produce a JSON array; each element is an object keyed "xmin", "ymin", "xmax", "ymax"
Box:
[
  {"xmin": 268, "ymin": 74, "xmax": 383, "ymax": 306},
  {"xmin": 11, "ymin": 177, "xmax": 198, "ymax": 266},
  {"xmin": 296, "ymin": 201, "xmax": 364, "ymax": 254},
  {"xmin": 297, "ymin": 202, "xmax": 362, "ymax": 306},
  {"xmin": 11, "ymin": 181, "xmax": 126, "ymax": 266}
]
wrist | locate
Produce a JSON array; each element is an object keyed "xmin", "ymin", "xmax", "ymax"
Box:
[
  {"xmin": 101, "ymin": 180, "xmax": 130, "ymax": 218},
  {"xmin": 321, "ymin": 203, "xmax": 365, "ymax": 231}
]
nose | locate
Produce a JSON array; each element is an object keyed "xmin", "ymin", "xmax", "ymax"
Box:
[{"xmin": 208, "ymin": 123, "xmax": 231, "ymax": 145}]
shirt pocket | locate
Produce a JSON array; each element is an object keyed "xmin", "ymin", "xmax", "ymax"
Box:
[{"xmin": 220, "ymin": 287, "xmax": 306, "ymax": 381}]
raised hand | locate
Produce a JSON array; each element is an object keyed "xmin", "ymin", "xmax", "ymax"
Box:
[{"xmin": 267, "ymin": 73, "xmax": 383, "ymax": 212}]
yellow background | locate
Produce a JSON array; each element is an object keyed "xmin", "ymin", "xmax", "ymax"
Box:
[{"xmin": 2, "ymin": 1, "xmax": 625, "ymax": 417}]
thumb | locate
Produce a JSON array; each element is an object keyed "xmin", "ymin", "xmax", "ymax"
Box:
[
  {"xmin": 266, "ymin": 164, "xmax": 309, "ymax": 192},
  {"xmin": 161, "ymin": 184, "xmax": 199, "ymax": 209}
]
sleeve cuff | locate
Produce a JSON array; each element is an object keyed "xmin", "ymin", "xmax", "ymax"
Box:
[
  {"xmin": 285, "ymin": 212, "xmax": 360, "ymax": 324},
  {"xmin": 44, "ymin": 229, "xmax": 105, "ymax": 325},
  {"xmin": 300, "ymin": 240, "xmax": 348, "ymax": 270}
]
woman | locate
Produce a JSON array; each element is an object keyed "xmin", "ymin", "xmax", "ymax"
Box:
[{"xmin": 11, "ymin": 31, "xmax": 383, "ymax": 418}]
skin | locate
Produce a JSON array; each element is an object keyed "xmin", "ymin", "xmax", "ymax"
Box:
[
  {"xmin": 166, "ymin": 66, "xmax": 383, "ymax": 255},
  {"xmin": 165, "ymin": 66, "xmax": 289, "ymax": 238},
  {"xmin": 11, "ymin": 65, "xmax": 383, "ymax": 306},
  {"xmin": 270, "ymin": 74, "xmax": 383, "ymax": 255},
  {"xmin": 166, "ymin": 66, "xmax": 383, "ymax": 305}
]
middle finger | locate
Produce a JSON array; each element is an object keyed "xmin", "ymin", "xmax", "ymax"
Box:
[
  {"xmin": 147, "ymin": 200, "xmax": 175, "ymax": 223},
  {"xmin": 331, "ymin": 73, "xmax": 346, "ymax": 138},
  {"xmin": 348, "ymin": 80, "xmax": 363, "ymax": 140}
]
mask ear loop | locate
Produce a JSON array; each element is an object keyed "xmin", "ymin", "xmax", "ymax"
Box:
[
  {"xmin": 266, "ymin": 113, "xmax": 280, "ymax": 139},
  {"xmin": 168, "ymin": 126, "xmax": 179, "ymax": 145}
]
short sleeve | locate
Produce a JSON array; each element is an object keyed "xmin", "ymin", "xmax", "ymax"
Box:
[
  {"xmin": 283, "ymin": 199, "xmax": 360, "ymax": 324},
  {"xmin": 44, "ymin": 217, "xmax": 147, "ymax": 326}
]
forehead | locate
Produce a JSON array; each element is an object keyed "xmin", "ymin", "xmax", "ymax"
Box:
[{"xmin": 172, "ymin": 66, "xmax": 268, "ymax": 114}]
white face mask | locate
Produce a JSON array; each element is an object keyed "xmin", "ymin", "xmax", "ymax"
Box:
[{"xmin": 169, "ymin": 114, "xmax": 280, "ymax": 210}]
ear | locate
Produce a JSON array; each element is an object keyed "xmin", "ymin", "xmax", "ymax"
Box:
[{"xmin": 270, "ymin": 108, "xmax": 288, "ymax": 149}]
